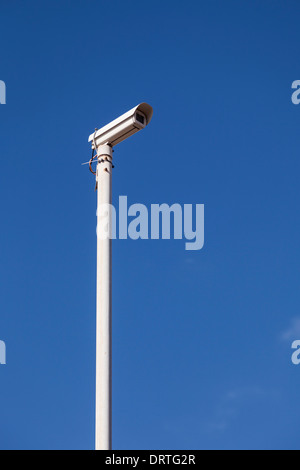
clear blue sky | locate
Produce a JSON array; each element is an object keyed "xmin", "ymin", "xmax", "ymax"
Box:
[{"xmin": 0, "ymin": 0, "xmax": 300, "ymax": 450}]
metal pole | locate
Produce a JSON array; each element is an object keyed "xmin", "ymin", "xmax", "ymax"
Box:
[{"xmin": 95, "ymin": 144, "xmax": 113, "ymax": 450}]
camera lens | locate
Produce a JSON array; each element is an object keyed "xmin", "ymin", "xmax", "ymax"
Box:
[{"xmin": 136, "ymin": 113, "xmax": 145, "ymax": 125}]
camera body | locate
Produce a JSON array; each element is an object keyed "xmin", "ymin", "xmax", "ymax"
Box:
[{"xmin": 89, "ymin": 103, "xmax": 153, "ymax": 148}]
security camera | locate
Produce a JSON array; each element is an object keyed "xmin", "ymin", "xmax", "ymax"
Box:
[{"xmin": 88, "ymin": 103, "xmax": 153, "ymax": 149}]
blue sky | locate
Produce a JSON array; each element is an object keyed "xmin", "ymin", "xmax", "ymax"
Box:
[{"xmin": 0, "ymin": 0, "xmax": 300, "ymax": 450}]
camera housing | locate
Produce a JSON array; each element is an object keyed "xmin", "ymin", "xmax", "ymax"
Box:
[{"xmin": 89, "ymin": 103, "xmax": 153, "ymax": 149}]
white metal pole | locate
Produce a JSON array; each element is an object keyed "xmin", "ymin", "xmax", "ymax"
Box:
[{"xmin": 95, "ymin": 144, "xmax": 113, "ymax": 450}]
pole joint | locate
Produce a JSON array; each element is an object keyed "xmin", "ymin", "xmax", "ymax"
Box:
[{"xmin": 97, "ymin": 144, "xmax": 113, "ymax": 160}]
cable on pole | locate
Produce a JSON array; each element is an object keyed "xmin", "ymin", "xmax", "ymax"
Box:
[{"xmin": 89, "ymin": 129, "xmax": 99, "ymax": 175}]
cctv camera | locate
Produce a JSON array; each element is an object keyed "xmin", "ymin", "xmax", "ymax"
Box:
[{"xmin": 89, "ymin": 103, "xmax": 153, "ymax": 149}]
